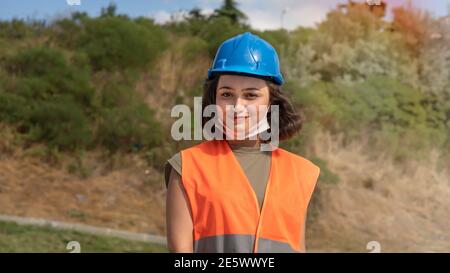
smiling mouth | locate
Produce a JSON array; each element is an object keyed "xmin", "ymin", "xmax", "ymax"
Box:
[{"xmin": 230, "ymin": 116, "xmax": 248, "ymax": 125}]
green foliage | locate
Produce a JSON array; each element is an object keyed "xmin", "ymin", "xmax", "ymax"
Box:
[
  {"xmin": 6, "ymin": 47, "xmax": 94, "ymax": 106},
  {"xmin": 0, "ymin": 220, "xmax": 167, "ymax": 253},
  {"xmin": 1, "ymin": 47, "xmax": 94, "ymax": 150},
  {"xmin": 0, "ymin": 19, "xmax": 46, "ymax": 39},
  {"xmin": 211, "ymin": 0, "xmax": 248, "ymax": 26},
  {"xmin": 256, "ymin": 29, "xmax": 290, "ymax": 54},
  {"xmin": 100, "ymin": 2, "xmax": 118, "ymax": 17},
  {"xmin": 179, "ymin": 36, "xmax": 209, "ymax": 62},
  {"xmin": 0, "ymin": 92, "xmax": 28, "ymax": 123},
  {"xmin": 0, "ymin": 1, "xmax": 448, "ymax": 163},
  {"xmin": 145, "ymin": 143, "xmax": 175, "ymax": 171},
  {"xmin": 291, "ymin": 76, "xmax": 448, "ymax": 160},
  {"xmin": 310, "ymin": 156, "xmax": 340, "ymax": 185},
  {"xmin": 197, "ymin": 16, "xmax": 249, "ymax": 57},
  {"xmin": 163, "ymin": 0, "xmax": 249, "ymax": 57},
  {"xmin": 95, "ymin": 81, "xmax": 162, "ymax": 152},
  {"xmin": 290, "ymin": 27, "xmax": 316, "ymax": 45},
  {"xmin": 50, "ymin": 18, "xmax": 83, "ymax": 48},
  {"xmin": 1, "ymin": 46, "xmax": 163, "ymax": 152},
  {"xmin": 0, "ymin": 19, "xmax": 29, "ymax": 39},
  {"xmin": 78, "ymin": 16, "xmax": 168, "ymax": 71},
  {"xmin": 280, "ymin": 2, "xmax": 448, "ymax": 161},
  {"xmin": 316, "ymin": 4, "xmax": 383, "ymax": 45},
  {"xmin": 97, "ymin": 104, "xmax": 162, "ymax": 152},
  {"xmin": 26, "ymin": 95, "xmax": 92, "ymax": 150}
]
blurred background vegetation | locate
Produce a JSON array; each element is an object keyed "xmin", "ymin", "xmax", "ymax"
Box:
[
  {"xmin": 1, "ymin": 1, "xmax": 448, "ymax": 161},
  {"xmin": 0, "ymin": 0, "xmax": 449, "ymax": 252}
]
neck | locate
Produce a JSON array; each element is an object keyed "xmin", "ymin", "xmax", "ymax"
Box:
[{"xmin": 226, "ymin": 138, "xmax": 260, "ymax": 148}]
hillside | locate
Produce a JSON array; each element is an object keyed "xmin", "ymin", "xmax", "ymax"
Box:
[{"xmin": 0, "ymin": 1, "xmax": 449, "ymax": 252}]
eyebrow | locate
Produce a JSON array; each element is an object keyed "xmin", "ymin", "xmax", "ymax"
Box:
[{"xmin": 218, "ymin": 86, "xmax": 261, "ymax": 92}]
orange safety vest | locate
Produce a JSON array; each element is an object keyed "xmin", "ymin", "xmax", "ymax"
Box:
[{"xmin": 180, "ymin": 140, "xmax": 320, "ymax": 253}]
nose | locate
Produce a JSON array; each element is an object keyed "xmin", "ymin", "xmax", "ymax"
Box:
[
  {"xmin": 233, "ymin": 100, "xmax": 248, "ymax": 117},
  {"xmin": 234, "ymin": 98, "xmax": 247, "ymax": 111}
]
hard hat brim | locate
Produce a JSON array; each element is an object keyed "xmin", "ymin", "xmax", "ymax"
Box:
[{"xmin": 208, "ymin": 66, "xmax": 283, "ymax": 85}]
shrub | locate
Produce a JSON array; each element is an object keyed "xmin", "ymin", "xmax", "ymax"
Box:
[
  {"xmin": 2, "ymin": 47, "xmax": 94, "ymax": 150},
  {"xmin": 25, "ymin": 95, "xmax": 92, "ymax": 150},
  {"xmin": 96, "ymin": 103, "xmax": 162, "ymax": 152},
  {"xmin": 5, "ymin": 47, "xmax": 94, "ymax": 107},
  {"xmin": 78, "ymin": 16, "xmax": 168, "ymax": 71},
  {"xmin": 291, "ymin": 76, "xmax": 448, "ymax": 159},
  {"xmin": 95, "ymin": 82, "xmax": 163, "ymax": 152},
  {"xmin": 0, "ymin": 19, "xmax": 30, "ymax": 39}
]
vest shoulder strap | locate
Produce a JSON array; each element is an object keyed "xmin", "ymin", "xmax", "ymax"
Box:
[{"xmin": 182, "ymin": 141, "xmax": 320, "ymax": 204}]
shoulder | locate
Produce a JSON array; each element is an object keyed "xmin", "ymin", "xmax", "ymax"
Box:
[
  {"xmin": 162, "ymin": 142, "xmax": 216, "ymax": 177},
  {"xmin": 164, "ymin": 152, "xmax": 182, "ymax": 189},
  {"xmin": 181, "ymin": 140, "xmax": 222, "ymax": 160},
  {"xmin": 181, "ymin": 140, "xmax": 218, "ymax": 153}
]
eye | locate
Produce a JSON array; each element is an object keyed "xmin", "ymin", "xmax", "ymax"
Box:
[
  {"xmin": 220, "ymin": 92, "xmax": 233, "ymax": 98},
  {"xmin": 244, "ymin": 92, "xmax": 258, "ymax": 99}
]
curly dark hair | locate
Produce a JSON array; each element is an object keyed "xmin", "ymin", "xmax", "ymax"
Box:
[{"xmin": 201, "ymin": 73, "xmax": 303, "ymax": 141}]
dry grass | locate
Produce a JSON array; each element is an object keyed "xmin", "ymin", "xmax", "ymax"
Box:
[
  {"xmin": 139, "ymin": 36, "xmax": 211, "ymax": 121},
  {"xmin": 0, "ymin": 131, "xmax": 167, "ymax": 234},
  {"xmin": 306, "ymin": 130, "xmax": 450, "ymax": 252}
]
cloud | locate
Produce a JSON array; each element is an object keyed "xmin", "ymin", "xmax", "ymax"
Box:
[
  {"xmin": 241, "ymin": 0, "xmax": 333, "ymax": 30},
  {"xmin": 200, "ymin": 7, "xmax": 214, "ymax": 17},
  {"xmin": 190, "ymin": 0, "xmax": 338, "ymax": 30},
  {"xmin": 282, "ymin": 4, "xmax": 331, "ymax": 29},
  {"xmin": 245, "ymin": 9, "xmax": 279, "ymax": 30},
  {"xmin": 151, "ymin": 10, "xmax": 171, "ymax": 24},
  {"xmin": 150, "ymin": 9, "xmax": 189, "ymax": 24},
  {"xmin": 152, "ymin": 0, "xmax": 441, "ymax": 30}
]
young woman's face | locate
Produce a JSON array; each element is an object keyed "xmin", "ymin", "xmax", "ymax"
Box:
[{"xmin": 215, "ymin": 74, "xmax": 270, "ymax": 139}]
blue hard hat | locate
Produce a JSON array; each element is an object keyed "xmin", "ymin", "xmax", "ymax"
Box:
[{"xmin": 207, "ymin": 32, "xmax": 284, "ymax": 85}]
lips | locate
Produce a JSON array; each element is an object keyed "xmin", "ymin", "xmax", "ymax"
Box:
[{"xmin": 233, "ymin": 116, "xmax": 248, "ymax": 122}]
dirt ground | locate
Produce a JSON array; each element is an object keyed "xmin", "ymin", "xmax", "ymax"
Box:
[{"xmin": 0, "ymin": 146, "xmax": 167, "ymax": 235}]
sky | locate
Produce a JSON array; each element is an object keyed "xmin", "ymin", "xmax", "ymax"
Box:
[{"xmin": 0, "ymin": 0, "xmax": 449, "ymax": 30}]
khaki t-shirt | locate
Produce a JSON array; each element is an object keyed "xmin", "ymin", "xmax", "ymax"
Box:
[{"xmin": 164, "ymin": 141, "xmax": 271, "ymax": 209}]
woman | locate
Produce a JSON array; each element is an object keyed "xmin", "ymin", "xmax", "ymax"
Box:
[{"xmin": 164, "ymin": 32, "xmax": 320, "ymax": 253}]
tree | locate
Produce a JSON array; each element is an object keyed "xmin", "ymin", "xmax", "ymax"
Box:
[
  {"xmin": 101, "ymin": 3, "xmax": 117, "ymax": 17},
  {"xmin": 187, "ymin": 7, "xmax": 206, "ymax": 21},
  {"xmin": 212, "ymin": 0, "xmax": 248, "ymax": 26},
  {"xmin": 391, "ymin": 4, "xmax": 450, "ymax": 96},
  {"xmin": 179, "ymin": 7, "xmax": 209, "ymax": 35},
  {"xmin": 291, "ymin": 1, "xmax": 418, "ymax": 85},
  {"xmin": 391, "ymin": 3, "xmax": 427, "ymax": 57},
  {"xmin": 338, "ymin": 0, "xmax": 387, "ymax": 18}
]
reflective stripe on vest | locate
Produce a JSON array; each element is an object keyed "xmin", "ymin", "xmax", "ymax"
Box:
[{"xmin": 180, "ymin": 140, "xmax": 320, "ymax": 253}]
